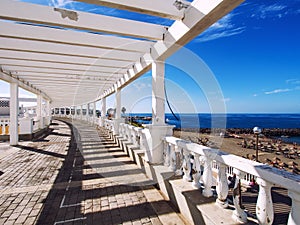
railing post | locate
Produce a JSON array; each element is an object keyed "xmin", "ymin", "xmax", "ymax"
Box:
[
  {"xmin": 232, "ymin": 169, "xmax": 247, "ymax": 223},
  {"xmin": 182, "ymin": 150, "xmax": 192, "ymax": 182},
  {"xmin": 288, "ymin": 191, "xmax": 300, "ymax": 225},
  {"xmin": 202, "ymin": 156, "xmax": 213, "ymax": 197},
  {"xmin": 163, "ymin": 141, "xmax": 170, "ymax": 167},
  {"xmin": 192, "ymin": 153, "xmax": 202, "ymax": 189},
  {"xmin": 256, "ymin": 178, "xmax": 274, "ymax": 225},
  {"xmin": 216, "ymin": 163, "xmax": 229, "ymax": 208}
]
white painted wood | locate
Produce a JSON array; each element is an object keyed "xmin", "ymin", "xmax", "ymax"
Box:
[
  {"xmin": 100, "ymin": 0, "xmax": 243, "ymax": 100},
  {"xmin": 9, "ymin": 82, "xmax": 18, "ymax": 145},
  {"xmin": 0, "ymin": 59, "xmax": 127, "ymax": 74},
  {"xmin": 0, "ymin": 37, "xmax": 141, "ymax": 61},
  {"xmin": 0, "ymin": 71, "xmax": 51, "ymax": 101},
  {"xmin": 0, "ymin": 21, "xmax": 152, "ymax": 52},
  {"xmin": 0, "ymin": 50, "xmax": 132, "ymax": 68},
  {"xmin": 0, "ymin": 0, "xmax": 165, "ymax": 40},
  {"xmin": 74, "ymin": 0, "xmax": 183, "ymax": 20}
]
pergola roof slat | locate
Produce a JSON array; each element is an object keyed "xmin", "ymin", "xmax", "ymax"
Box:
[
  {"xmin": 74, "ymin": 0, "xmax": 184, "ymax": 20},
  {"xmin": 0, "ymin": 0, "xmax": 166, "ymax": 41},
  {"xmin": 0, "ymin": 21, "xmax": 153, "ymax": 52},
  {"xmin": 0, "ymin": 37, "xmax": 142, "ymax": 61}
]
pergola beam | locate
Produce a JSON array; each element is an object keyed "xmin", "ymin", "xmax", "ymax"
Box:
[
  {"xmin": 74, "ymin": 0, "xmax": 184, "ymax": 20},
  {"xmin": 100, "ymin": 0, "xmax": 244, "ymax": 99},
  {"xmin": 0, "ymin": 21, "xmax": 153, "ymax": 53},
  {"xmin": 0, "ymin": 70, "xmax": 51, "ymax": 101},
  {"xmin": 0, "ymin": 59, "xmax": 127, "ymax": 74},
  {"xmin": 0, "ymin": 0, "xmax": 166, "ymax": 41},
  {"xmin": 0, "ymin": 50, "xmax": 132, "ymax": 68},
  {"xmin": 0, "ymin": 37, "xmax": 142, "ymax": 61}
]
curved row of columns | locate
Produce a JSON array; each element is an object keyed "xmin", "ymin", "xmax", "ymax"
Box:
[
  {"xmin": 8, "ymin": 82, "xmax": 51, "ymax": 146},
  {"xmin": 54, "ymin": 60, "xmax": 174, "ymax": 164}
]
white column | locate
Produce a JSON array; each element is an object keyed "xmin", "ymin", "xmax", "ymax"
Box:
[
  {"xmin": 45, "ymin": 100, "xmax": 50, "ymax": 125},
  {"xmin": 80, "ymin": 105, "xmax": 83, "ymax": 120},
  {"xmin": 86, "ymin": 104, "xmax": 89, "ymax": 121},
  {"xmin": 100, "ymin": 97, "xmax": 106, "ymax": 126},
  {"xmin": 93, "ymin": 101, "xmax": 96, "ymax": 124},
  {"xmin": 113, "ymin": 87, "xmax": 123, "ymax": 135},
  {"xmin": 37, "ymin": 95, "xmax": 43, "ymax": 129},
  {"xmin": 288, "ymin": 191, "xmax": 300, "ymax": 225},
  {"xmin": 152, "ymin": 60, "xmax": 165, "ymax": 125},
  {"xmin": 143, "ymin": 61, "xmax": 174, "ymax": 164},
  {"xmin": 9, "ymin": 82, "xmax": 19, "ymax": 146}
]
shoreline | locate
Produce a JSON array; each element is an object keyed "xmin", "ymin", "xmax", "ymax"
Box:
[{"xmin": 173, "ymin": 128, "xmax": 299, "ymax": 175}]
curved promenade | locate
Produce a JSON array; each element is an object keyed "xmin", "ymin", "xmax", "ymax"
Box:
[{"xmin": 0, "ymin": 119, "xmax": 185, "ymax": 225}]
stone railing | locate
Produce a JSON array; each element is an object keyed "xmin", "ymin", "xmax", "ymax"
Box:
[
  {"xmin": 0, "ymin": 117, "xmax": 10, "ymax": 135},
  {"xmin": 163, "ymin": 136, "xmax": 300, "ymax": 225},
  {"xmin": 0, "ymin": 117, "xmax": 33, "ymax": 135}
]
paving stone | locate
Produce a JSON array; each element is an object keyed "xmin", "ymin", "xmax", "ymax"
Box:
[{"xmin": 0, "ymin": 119, "xmax": 186, "ymax": 225}]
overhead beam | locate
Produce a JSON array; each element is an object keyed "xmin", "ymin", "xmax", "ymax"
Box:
[
  {"xmin": 3, "ymin": 66, "xmax": 124, "ymax": 77},
  {"xmin": 74, "ymin": 0, "xmax": 183, "ymax": 20},
  {"xmin": 0, "ymin": 50, "xmax": 133, "ymax": 68},
  {"xmin": 99, "ymin": 0, "xmax": 244, "ymax": 99},
  {"xmin": 0, "ymin": 70, "xmax": 51, "ymax": 101},
  {"xmin": 0, "ymin": 58, "xmax": 127, "ymax": 74},
  {"xmin": 0, "ymin": 37, "xmax": 141, "ymax": 61},
  {"xmin": 0, "ymin": 0, "xmax": 166, "ymax": 40},
  {"xmin": 0, "ymin": 21, "xmax": 153, "ymax": 52},
  {"xmin": 11, "ymin": 72, "xmax": 123, "ymax": 79}
]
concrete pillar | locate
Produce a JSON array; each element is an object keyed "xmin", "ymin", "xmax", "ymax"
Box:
[
  {"xmin": 152, "ymin": 61, "xmax": 165, "ymax": 125},
  {"xmin": 45, "ymin": 100, "xmax": 50, "ymax": 125},
  {"xmin": 37, "ymin": 95, "xmax": 43, "ymax": 129},
  {"xmin": 100, "ymin": 97, "xmax": 106, "ymax": 126},
  {"xmin": 113, "ymin": 87, "xmax": 124, "ymax": 135},
  {"xmin": 86, "ymin": 104, "xmax": 89, "ymax": 121},
  {"xmin": 93, "ymin": 101, "xmax": 96, "ymax": 125},
  {"xmin": 143, "ymin": 61, "xmax": 174, "ymax": 164},
  {"xmin": 9, "ymin": 82, "xmax": 19, "ymax": 146}
]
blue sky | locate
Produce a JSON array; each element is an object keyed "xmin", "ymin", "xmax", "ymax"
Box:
[{"xmin": 1, "ymin": 0, "xmax": 300, "ymax": 113}]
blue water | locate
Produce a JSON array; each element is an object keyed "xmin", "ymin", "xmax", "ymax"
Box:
[{"xmin": 128, "ymin": 113, "xmax": 300, "ymax": 129}]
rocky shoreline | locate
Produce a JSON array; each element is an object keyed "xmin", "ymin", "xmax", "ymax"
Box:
[{"xmin": 174, "ymin": 128, "xmax": 300, "ymax": 138}]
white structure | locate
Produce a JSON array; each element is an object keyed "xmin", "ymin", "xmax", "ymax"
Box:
[{"xmin": 2, "ymin": 1, "xmax": 299, "ymax": 224}]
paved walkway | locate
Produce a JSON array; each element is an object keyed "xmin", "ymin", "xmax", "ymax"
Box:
[{"xmin": 0, "ymin": 119, "xmax": 186, "ymax": 225}]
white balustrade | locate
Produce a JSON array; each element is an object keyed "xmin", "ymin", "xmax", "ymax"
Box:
[
  {"xmin": 0, "ymin": 118, "xmax": 10, "ymax": 135},
  {"xmin": 162, "ymin": 136, "xmax": 300, "ymax": 225},
  {"xmin": 256, "ymin": 178, "xmax": 274, "ymax": 225}
]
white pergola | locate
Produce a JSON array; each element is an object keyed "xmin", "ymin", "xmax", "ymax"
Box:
[{"xmin": 0, "ymin": 0, "xmax": 243, "ymax": 107}]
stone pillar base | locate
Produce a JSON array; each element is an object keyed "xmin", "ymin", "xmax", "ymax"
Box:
[
  {"xmin": 142, "ymin": 124, "xmax": 174, "ymax": 164},
  {"xmin": 113, "ymin": 118, "xmax": 125, "ymax": 135}
]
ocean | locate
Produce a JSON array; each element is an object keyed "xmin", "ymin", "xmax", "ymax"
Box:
[{"xmin": 128, "ymin": 113, "xmax": 300, "ymax": 144}]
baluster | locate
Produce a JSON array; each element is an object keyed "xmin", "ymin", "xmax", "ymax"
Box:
[
  {"xmin": 182, "ymin": 150, "xmax": 192, "ymax": 182},
  {"xmin": 216, "ymin": 163, "xmax": 229, "ymax": 208},
  {"xmin": 288, "ymin": 191, "xmax": 300, "ymax": 225},
  {"xmin": 192, "ymin": 153, "xmax": 201, "ymax": 189},
  {"xmin": 202, "ymin": 156, "xmax": 213, "ymax": 197},
  {"xmin": 169, "ymin": 144, "xmax": 176, "ymax": 171},
  {"xmin": 163, "ymin": 141, "xmax": 170, "ymax": 167},
  {"xmin": 232, "ymin": 169, "xmax": 247, "ymax": 223},
  {"xmin": 256, "ymin": 178, "xmax": 274, "ymax": 225}
]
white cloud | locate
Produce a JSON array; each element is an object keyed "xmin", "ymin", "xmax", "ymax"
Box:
[
  {"xmin": 49, "ymin": 0, "xmax": 73, "ymax": 8},
  {"xmin": 252, "ymin": 4, "xmax": 288, "ymax": 19},
  {"xmin": 195, "ymin": 13, "xmax": 245, "ymax": 42},
  {"xmin": 264, "ymin": 88, "xmax": 292, "ymax": 95},
  {"xmin": 286, "ymin": 79, "xmax": 300, "ymax": 85}
]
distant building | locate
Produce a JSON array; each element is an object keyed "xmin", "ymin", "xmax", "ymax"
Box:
[{"xmin": 0, "ymin": 98, "xmax": 10, "ymax": 116}]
